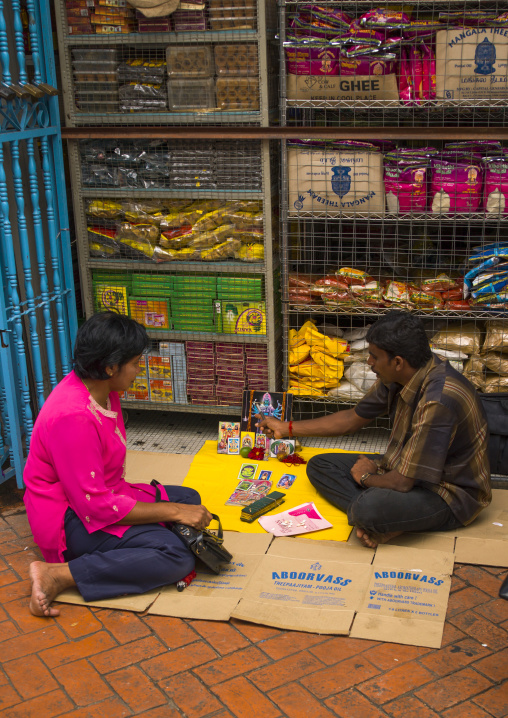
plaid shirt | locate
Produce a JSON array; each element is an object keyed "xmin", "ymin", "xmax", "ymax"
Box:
[{"xmin": 355, "ymin": 355, "xmax": 491, "ymax": 526}]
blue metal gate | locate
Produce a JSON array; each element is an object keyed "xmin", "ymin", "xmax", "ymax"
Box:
[{"xmin": 0, "ymin": 0, "xmax": 77, "ymax": 487}]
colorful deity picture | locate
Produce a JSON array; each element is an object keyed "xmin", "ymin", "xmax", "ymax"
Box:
[{"xmin": 241, "ymin": 391, "xmax": 293, "ymax": 434}]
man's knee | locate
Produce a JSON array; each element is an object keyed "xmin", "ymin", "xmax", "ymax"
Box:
[
  {"xmin": 348, "ymin": 490, "xmax": 382, "ymax": 531},
  {"xmin": 306, "ymin": 455, "xmax": 334, "ymax": 487}
]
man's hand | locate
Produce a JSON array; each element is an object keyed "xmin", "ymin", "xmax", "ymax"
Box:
[
  {"xmin": 172, "ymin": 504, "xmax": 213, "ymax": 530},
  {"xmin": 351, "ymin": 456, "xmax": 378, "ymax": 485},
  {"xmin": 255, "ymin": 413, "xmax": 288, "ymax": 439}
]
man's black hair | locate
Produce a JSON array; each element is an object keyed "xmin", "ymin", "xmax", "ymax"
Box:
[
  {"xmin": 366, "ymin": 311, "xmax": 432, "ymax": 369},
  {"xmin": 73, "ymin": 312, "xmax": 149, "ymax": 380}
]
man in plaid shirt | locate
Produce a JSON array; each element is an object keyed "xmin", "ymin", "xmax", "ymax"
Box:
[{"xmin": 258, "ymin": 312, "xmax": 491, "ymax": 548}]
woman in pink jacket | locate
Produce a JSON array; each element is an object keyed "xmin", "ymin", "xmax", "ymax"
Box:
[{"xmin": 24, "ymin": 312, "xmax": 212, "ymax": 617}]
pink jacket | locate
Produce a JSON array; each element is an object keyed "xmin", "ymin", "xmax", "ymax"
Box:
[{"xmin": 23, "ymin": 371, "xmax": 162, "ymax": 562}]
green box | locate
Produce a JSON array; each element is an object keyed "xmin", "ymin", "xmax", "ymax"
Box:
[{"xmin": 221, "ymin": 301, "xmax": 266, "ymax": 335}]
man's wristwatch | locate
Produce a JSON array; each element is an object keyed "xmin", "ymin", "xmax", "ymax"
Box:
[{"xmin": 360, "ymin": 472, "xmax": 371, "ymax": 488}]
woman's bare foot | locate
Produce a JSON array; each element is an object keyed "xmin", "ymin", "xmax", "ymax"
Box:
[
  {"xmin": 356, "ymin": 528, "xmax": 403, "ymax": 549},
  {"xmin": 29, "ymin": 561, "xmax": 76, "ymax": 617}
]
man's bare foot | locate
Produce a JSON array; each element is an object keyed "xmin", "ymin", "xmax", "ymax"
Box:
[
  {"xmin": 356, "ymin": 528, "xmax": 403, "ymax": 549},
  {"xmin": 29, "ymin": 561, "xmax": 76, "ymax": 617}
]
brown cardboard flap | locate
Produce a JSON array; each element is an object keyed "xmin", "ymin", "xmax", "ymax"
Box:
[
  {"xmin": 125, "ymin": 450, "xmax": 192, "ymax": 486},
  {"xmin": 287, "ymin": 73, "xmax": 399, "ymax": 104},
  {"xmin": 147, "ymin": 531, "xmax": 271, "ymax": 620},
  {"xmin": 454, "ymin": 536, "xmax": 508, "ymax": 567},
  {"xmin": 233, "ymin": 599, "xmax": 355, "ymax": 635},
  {"xmin": 350, "ymin": 545, "xmax": 453, "ymax": 649},
  {"xmin": 268, "ymin": 536, "xmax": 374, "ymax": 563},
  {"xmin": 385, "ymin": 533, "xmax": 456, "ymax": 553},
  {"xmin": 55, "ymin": 587, "xmax": 160, "ymax": 612},
  {"xmin": 231, "ymin": 553, "xmax": 372, "ymax": 634},
  {"xmin": 350, "ymin": 613, "xmax": 445, "ymax": 649}
]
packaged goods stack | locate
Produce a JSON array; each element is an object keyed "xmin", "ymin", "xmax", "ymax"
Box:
[
  {"xmin": 66, "ymin": 0, "xmax": 136, "ymax": 35},
  {"xmin": 215, "ymin": 343, "xmax": 246, "ymax": 405},
  {"xmin": 57, "ymin": 0, "xmax": 279, "ymax": 414},
  {"xmin": 166, "ymin": 343, "xmax": 188, "ymax": 404},
  {"xmin": 245, "ymin": 345, "xmax": 269, "ymax": 389},
  {"xmin": 147, "ymin": 352, "xmax": 173, "ymax": 403},
  {"xmin": 125, "ymin": 355, "xmax": 150, "ymax": 401},
  {"xmin": 171, "ymin": 276, "xmax": 219, "ymax": 333},
  {"xmin": 167, "ymin": 45, "xmax": 215, "ymax": 113},
  {"xmin": 118, "ymin": 57, "xmax": 167, "ymax": 113},
  {"xmin": 72, "ymin": 48, "xmax": 118, "ymax": 113},
  {"xmin": 186, "ymin": 341, "xmax": 216, "ymax": 405},
  {"xmin": 135, "ymin": 10, "xmax": 171, "ymax": 32}
]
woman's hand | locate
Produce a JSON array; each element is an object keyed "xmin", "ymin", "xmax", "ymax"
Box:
[
  {"xmin": 172, "ymin": 504, "xmax": 213, "ymax": 530},
  {"xmin": 255, "ymin": 413, "xmax": 288, "ymax": 439}
]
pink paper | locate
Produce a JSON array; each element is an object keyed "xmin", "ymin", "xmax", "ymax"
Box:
[{"xmin": 258, "ymin": 502, "xmax": 333, "ymax": 536}]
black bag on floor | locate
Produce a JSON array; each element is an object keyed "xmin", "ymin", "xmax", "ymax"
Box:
[
  {"xmin": 150, "ymin": 479, "xmax": 233, "ymax": 574},
  {"xmin": 480, "ymin": 393, "xmax": 508, "ymax": 475}
]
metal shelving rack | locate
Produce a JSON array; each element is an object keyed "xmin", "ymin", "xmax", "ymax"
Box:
[
  {"xmin": 53, "ymin": 0, "xmax": 282, "ymax": 415},
  {"xmin": 278, "ymin": 0, "xmax": 508, "ymax": 416}
]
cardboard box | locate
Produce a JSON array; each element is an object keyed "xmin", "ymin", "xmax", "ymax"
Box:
[
  {"xmin": 288, "ymin": 148, "xmax": 385, "ymax": 216},
  {"xmin": 287, "ymin": 73, "xmax": 399, "ymax": 104},
  {"xmin": 149, "ymin": 379, "xmax": 173, "ymax": 402},
  {"xmin": 147, "ymin": 355, "xmax": 172, "ymax": 379},
  {"xmin": 128, "ymin": 298, "xmax": 171, "ymax": 331},
  {"xmin": 94, "ymin": 284, "xmax": 128, "ymax": 315},
  {"xmin": 125, "ymin": 379, "xmax": 149, "ymax": 401},
  {"xmin": 231, "ymin": 538, "xmax": 373, "ymax": 634},
  {"xmin": 350, "ymin": 544, "xmax": 454, "ymax": 649},
  {"xmin": 221, "ymin": 301, "xmax": 266, "ymax": 335},
  {"xmin": 436, "ymin": 27, "xmax": 508, "ymax": 102}
]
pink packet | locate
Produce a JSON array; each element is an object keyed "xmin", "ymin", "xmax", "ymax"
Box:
[
  {"xmin": 398, "ymin": 47, "xmax": 414, "ymax": 105},
  {"xmin": 431, "ymin": 160, "xmax": 483, "ymax": 213},
  {"xmin": 409, "ymin": 45, "xmax": 424, "ymax": 104},
  {"xmin": 384, "ymin": 164, "xmax": 428, "ymax": 214},
  {"xmin": 484, "ymin": 158, "xmax": 508, "ymax": 215},
  {"xmin": 421, "ymin": 41, "xmax": 436, "ymax": 100}
]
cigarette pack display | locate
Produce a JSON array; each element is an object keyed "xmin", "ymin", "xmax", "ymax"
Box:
[
  {"xmin": 214, "ymin": 44, "xmax": 258, "ymax": 76},
  {"xmin": 166, "ymin": 45, "xmax": 214, "ymax": 78},
  {"xmin": 167, "ymin": 77, "xmax": 215, "ymax": 112}
]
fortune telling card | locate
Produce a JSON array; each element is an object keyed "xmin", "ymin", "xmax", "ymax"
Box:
[
  {"xmin": 225, "ymin": 463, "xmax": 272, "ymax": 506},
  {"xmin": 217, "ymin": 421, "xmax": 240, "ymax": 454}
]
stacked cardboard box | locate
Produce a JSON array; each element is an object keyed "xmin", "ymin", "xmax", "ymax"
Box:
[
  {"xmin": 160, "ymin": 341, "xmax": 188, "ymax": 404},
  {"xmin": 172, "ymin": 276, "xmax": 219, "ymax": 332},
  {"xmin": 186, "ymin": 341, "xmax": 216, "ymax": 405},
  {"xmin": 215, "ymin": 343, "xmax": 245, "ymax": 405},
  {"xmin": 245, "ymin": 345, "xmax": 268, "ymax": 389}
]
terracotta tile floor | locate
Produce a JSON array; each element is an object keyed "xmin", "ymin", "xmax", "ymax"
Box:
[{"xmin": 0, "ymin": 484, "xmax": 507, "ymax": 718}]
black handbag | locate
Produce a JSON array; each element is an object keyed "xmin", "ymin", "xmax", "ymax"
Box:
[{"xmin": 150, "ymin": 480, "xmax": 233, "ymax": 574}]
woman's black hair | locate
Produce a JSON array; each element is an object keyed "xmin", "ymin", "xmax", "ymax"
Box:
[
  {"xmin": 73, "ymin": 312, "xmax": 149, "ymax": 380},
  {"xmin": 366, "ymin": 311, "xmax": 432, "ymax": 369}
]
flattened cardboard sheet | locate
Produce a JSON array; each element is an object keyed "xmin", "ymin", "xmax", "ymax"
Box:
[
  {"xmin": 350, "ymin": 544, "xmax": 454, "ymax": 649},
  {"xmin": 55, "ymin": 587, "xmax": 161, "ymax": 613},
  {"xmin": 231, "ymin": 538, "xmax": 373, "ymax": 634},
  {"xmin": 453, "ymin": 507, "xmax": 508, "ymax": 567},
  {"xmin": 147, "ymin": 532, "xmax": 272, "ymax": 620},
  {"xmin": 125, "ymin": 450, "xmax": 192, "ymax": 486}
]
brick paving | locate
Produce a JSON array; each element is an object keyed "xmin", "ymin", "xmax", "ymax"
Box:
[{"xmin": 0, "ymin": 491, "xmax": 507, "ymax": 718}]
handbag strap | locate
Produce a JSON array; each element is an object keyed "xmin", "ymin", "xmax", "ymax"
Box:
[{"xmin": 151, "ymin": 480, "xmax": 223, "ymax": 539}]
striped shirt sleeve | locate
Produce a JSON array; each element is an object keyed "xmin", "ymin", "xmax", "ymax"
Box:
[{"xmin": 397, "ymin": 400, "xmax": 457, "ymax": 483}]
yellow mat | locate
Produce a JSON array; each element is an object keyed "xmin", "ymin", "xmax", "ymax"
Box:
[{"xmin": 182, "ymin": 441, "xmax": 366, "ymax": 542}]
